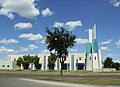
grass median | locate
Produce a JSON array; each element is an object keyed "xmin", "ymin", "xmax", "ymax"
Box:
[
  {"xmin": 0, "ymin": 69, "xmax": 120, "ymax": 75},
  {"xmin": 36, "ymin": 77, "xmax": 120, "ymax": 85}
]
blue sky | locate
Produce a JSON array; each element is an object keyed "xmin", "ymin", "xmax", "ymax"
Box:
[{"xmin": 0, "ymin": 0, "xmax": 120, "ymax": 62}]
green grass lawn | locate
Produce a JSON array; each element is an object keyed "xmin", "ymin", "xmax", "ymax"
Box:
[
  {"xmin": 0, "ymin": 69, "xmax": 120, "ymax": 74},
  {"xmin": 36, "ymin": 77, "xmax": 120, "ymax": 85},
  {"xmin": 0, "ymin": 69, "xmax": 120, "ymax": 85}
]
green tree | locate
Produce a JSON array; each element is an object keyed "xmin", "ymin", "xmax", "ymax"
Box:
[
  {"xmin": 16, "ymin": 55, "xmax": 41, "ymax": 70},
  {"xmin": 112, "ymin": 62, "xmax": 120, "ymax": 70},
  {"xmin": 32, "ymin": 55, "xmax": 41, "ymax": 69},
  {"xmin": 48, "ymin": 53, "xmax": 57, "ymax": 70},
  {"xmin": 16, "ymin": 57, "xmax": 23, "ymax": 67},
  {"xmin": 45, "ymin": 27, "xmax": 76, "ymax": 76},
  {"xmin": 22, "ymin": 55, "xmax": 31, "ymax": 69},
  {"xmin": 104, "ymin": 57, "xmax": 114, "ymax": 68}
]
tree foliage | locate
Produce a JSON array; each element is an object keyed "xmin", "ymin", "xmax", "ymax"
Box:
[
  {"xmin": 45, "ymin": 27, "xmax": 76, "ymax": 76},
  {"xmin": 48, "ymin": 53, "xmax": 57, "ymax": 64},
  {"xmin": 104, "ymin": 57, "xmax": 114, "ymax": 68},
  {"xmin": 104, "ymin": 57, "xmax": 120, "ymax": 70},
  {"xmin": 32, "ymin": 55, "xmax": 41, "ymax": 69},
  {"xmin": 48, "ymin": 53, "xmax": 57, "ymax": 70},
  {"xmin": 112, "ymin": 62, "xmax": 120, "ymax": 70},
  {"xmin": 16, "ymin": 57, "xmax": 23, "ymax": 67},
  {"xmin": 16, "ymin": 55, "xmax": 40, "ymax": 70}
]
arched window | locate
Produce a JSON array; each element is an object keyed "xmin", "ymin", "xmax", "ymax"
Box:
[
  {"xmin": 7, "ymin": 65, "xmax": 9, "ymax": 67},
  {"xmin": 90, "ymin": 57, "xmax": 91, "ymax": 60},
  {"xmin": 14, "ymin": 59, "xmax": 16, "ymax": 61},
  {"xmin": 3, "ymin": 65, "xmax": 5, "ymax": 67},
  {"xmin": 95, "ymin": 57, "xmax": 96, "ymax": 60}
]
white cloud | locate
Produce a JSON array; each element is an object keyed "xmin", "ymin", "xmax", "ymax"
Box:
[
  {"xmin": 113, "ymin": 2, "xmax": 120, "ymax": 7},
  {"xmin": 109, "ymin": 0, "xmax": 120, "ymax": 7},
  {"xmin": 41, "ymin": 39, "xmax": 45, "ymax": 44},
  {"xmin": 19, "ymin": 33, "xmax": 43, "ymax": 41},
  {"xmin": 0, "ymin": 8, "xmax": 15, "ymax": 19},
  {"xmin": 14, "ymin": 22, "xmax": 33, "ymax": 30},
  {"xmin": 75, "ymin": 38, "xmax": 88, "ymax": 44},
  {"xmin": 0, "ymin": 46, "xmax": 16, "ymax": 54},
  {"xmin": 41, "ymin": 49, "xmax": 49, "ymax": 53},
  {"xmin": 116, "ymin": 39, "xmax": 120, "ymax": 48},
  {"xmin": 41, "ymin": 8, "xmax": 54, "ymax": 17},
  {"xmin": 113, "ymin": 60, "xmax": 120, "ymax": 63},
  {"xmin": 41, "ymin": 49, "xmax": 56, "ymax": 54},
  {"xmin": 19, "ymin": 44, "xmax": 38, "ymax": 52},
  {"xmin": 53, "ymin": 22, "xmax": 64, "ymax": 28},
  {"xmin": 0, "ymin": 0, "xmax": 40, "ymax": 19},
  {"xmin": 28, "ymin": 44, "xmax": 38, "ymax": 50},
  {"xmin": 85, "ymin": 29, "xmax": 88, "ymax": 32},
  {"xmin": 0, "ymin": 38, "xmax": 19, "ymax": 44},
  {"xmin": 100, "ymin": 39, "xmax": 113, "ymax": 45},
  {"xmin": 107, "ymin": 53, "xmax": 120, "ymax": 57},
  {"xmin": 65, "ymin": 21, "xmax": 82, "ymax": 30},
  {"xmin": 53, "ymin": 20, "xmax": 82, "ymax": 30},
  {"xmin": 107, "ymin": 53, "xmax": 114, "ymax": 57},
  {"xmin": 100, "ymin": 46, "xmax": 110, "ymax": 51},
  {"xmin": 70, "ymin": 49, "xmax": 78, "ymax": 52},
  {"xmin": 19, "ymin": 47, "xmax": 29, "ymax": 52},
  {"xmin": 41, "ymin": 37, "xmax": 46, "ymax": 44}
]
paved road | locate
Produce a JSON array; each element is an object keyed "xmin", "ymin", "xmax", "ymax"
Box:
[
  {"xmin": 0, "ymin": 72, "xmax": 120, "ymax": 79},
  {"xmin": 0, "ymin": 76, "xmax": 119, "ymax": 87}
]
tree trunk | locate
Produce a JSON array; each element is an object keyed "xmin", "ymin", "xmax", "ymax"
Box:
[
  {"xmin": 60, "ymin": 62, "xmax": 64, "ymax": 77},
  {"xmin": 18, "ymin": 66, "xmax": 20, "ymax": 70}
]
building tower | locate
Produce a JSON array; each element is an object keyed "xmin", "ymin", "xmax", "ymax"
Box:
[{"xmin": 85, "ymin": 24, "xmax": 102, "ymax": 71}]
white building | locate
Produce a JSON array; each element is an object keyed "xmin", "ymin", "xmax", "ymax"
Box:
[
  {"xmin": 8, "ymin": 53, "xmax": 86, "ymax": 70},
  {"xmin": 0, "ymin": 59, "xmax": 12, "ymax": 69},
  {"xmin": 85, "ymin": 24, "xmax": 102, "ymax": 70}
]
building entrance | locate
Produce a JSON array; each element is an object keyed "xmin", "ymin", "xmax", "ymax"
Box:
[
  {"xmin": 77, "ymin": 63, "xmax": 84, "ymax": 70},
  {"xmin": 63, "ymin": 63, "xmax": 70, "ymax": 70}
]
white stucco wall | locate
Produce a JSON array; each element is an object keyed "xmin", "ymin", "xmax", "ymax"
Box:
[
  {"xmin": 0, "ymin": 59, "xmax": 12, "ymax": 69},
  {"xmin": 93, "ymin": 53, "xmax": 99, "ymax": 69}
]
